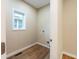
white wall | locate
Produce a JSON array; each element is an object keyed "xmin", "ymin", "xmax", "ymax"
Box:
[
  {"xmin": 37, "ymin": 5, "xmax": 50, "ymax": 47},
  {"xmin": 63, "ymin": 0, "xmax": 77, "ymax": 57},
  {"xmin": 58, "ymin": 0, "xmax": 63, "ymax": 58},
  {"xmin": 6, "ymin": 0, "xmax": 37, "ymax": 54}
]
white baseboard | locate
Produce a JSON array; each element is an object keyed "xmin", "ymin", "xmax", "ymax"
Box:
[
  {"xmin": 7, "ymin": 43, "xmax": 37, "ymax": 58},
  {"xmin": 7, "ymin": 42, "xmax": 49, "ymax": 58},
  {"xmin": 62, "ymin": 51, "xmax": 77, "ymax": 58},
  {"xmin": 36, "ymin": 42, "xmax": 50, "ymax": 48}
]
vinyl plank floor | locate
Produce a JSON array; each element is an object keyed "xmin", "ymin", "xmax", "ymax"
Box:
[
  {"xmin": 7, "ymin": 44, "xmax": 49, "ymax": 59},
  {"xmin": 44, "ymin": 53, "xmax": 50, "ymax": 59},
  {"xmin": 62, "ymin": 54, "xmax": 76, "ymax": 59}
]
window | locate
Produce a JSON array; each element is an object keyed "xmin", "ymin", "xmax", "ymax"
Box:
[{"xmin": 12, "ymin": 9, "xmax": 26, "ymax": 30}]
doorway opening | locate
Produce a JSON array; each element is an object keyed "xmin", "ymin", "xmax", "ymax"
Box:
[{"xmin": 6, "ymin": 0, "xmax": 50, "ymax": 59}]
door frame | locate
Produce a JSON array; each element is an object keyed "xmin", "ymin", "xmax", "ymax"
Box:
[{"xmin": 50, "ymin": 0, "xmax": 63, "ymax": 59}]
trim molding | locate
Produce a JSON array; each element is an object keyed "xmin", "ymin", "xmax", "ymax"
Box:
[
  {"xmin": 7, "ymin": 43, "xmax": 37, "ymax": 58},
  {"xmin": 7, "ymin": 42, "xmax": 49, "ymax": 58},
  {"xmin": 62, "ymin": 51, "xmax": 77, "ymax": 58},
  {"xmin": 36, "ymin": 42, "xmax": 50, "ymax": 48}
]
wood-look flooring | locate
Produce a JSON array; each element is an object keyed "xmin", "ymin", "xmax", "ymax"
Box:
[
  {"xmin": 7, "ymin": 44, "xmax": 49, "ymax": 59},
  {"xmin": 62, "ymin": 54, "xmax": 76, "ymax": 59}
]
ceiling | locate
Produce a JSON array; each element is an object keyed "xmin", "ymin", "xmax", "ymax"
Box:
[{"xmin": 23, "ymin": 0, "xmax": 50, "ymax": 9}]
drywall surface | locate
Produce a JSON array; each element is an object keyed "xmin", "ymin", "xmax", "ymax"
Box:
[
  {"xmin": 57, "ymin": 0, "xmax": 63, "ymax": 59},
  {"xmin": 37, "ymin": 5, "xmax": 50, "ymax": 47},
  {"xmin": 63, "ymin": 0, "xmax": 77, "ymax": 56},
  {"xmin": 6, "ymin": 0, "xmax": 37, "ymax": 54}
]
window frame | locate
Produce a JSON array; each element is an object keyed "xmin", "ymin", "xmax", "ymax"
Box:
[{"xmin": 12, "ymin": 8, "xmax": 26, "ymax": 30}]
